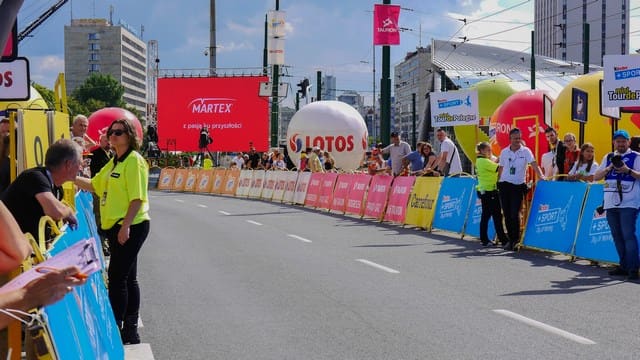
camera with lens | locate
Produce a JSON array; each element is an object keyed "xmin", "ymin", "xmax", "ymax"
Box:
[{"xmin": 611, "ymin": 154, "xmax": 625, "ymax": 168}]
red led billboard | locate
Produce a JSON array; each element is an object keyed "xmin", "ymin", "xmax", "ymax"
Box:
[{"xmin": 157, "ymin": 76, "xmax": 269, "ymax": 152}]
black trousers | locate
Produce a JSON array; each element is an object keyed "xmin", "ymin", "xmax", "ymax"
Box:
[
  {"xmin": 497, "ymin": 182, "xmax": 526, "ymax": 244},
  {"xmin": 106, "ymin": 220, "xmax": 150, "ymax": 322},
  {"xmin": 479, "ymin": 190, "xmax": 509, "ymax": 244}
]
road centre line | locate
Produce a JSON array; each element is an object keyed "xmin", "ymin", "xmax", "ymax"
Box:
[
  {"xmin": 492, "ymin": 309, "xmax": 596, "ymax": 345},
  {"xmin": 218, "ymin": 211, "xmax": 231, "ymax": 215},
  {"xmin": 355, "ymin": 259, "xmax": 400, "ymax": 274},
  {"xmin": 287, "ymin": 234, "xmax": 312, "ymax": 243},
  {"xmin": 174, "ymin": 199, "xmax": 184, "ymax": 203},
  {"xmin": 246, "ymin": 220, "xmax": 263, "ymax": 226},
  {"xmin": 196, "ymin": 204, "xmax": 207, "ymax": 208}
]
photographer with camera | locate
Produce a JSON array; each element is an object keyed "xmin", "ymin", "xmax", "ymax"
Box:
[
  {"xmin": 594, "ymin": 130, "xmax": 640, "ymax": 281},
  {"xmin": 195, "ymin": 126, "xmax": 213, "ymax": 167}
]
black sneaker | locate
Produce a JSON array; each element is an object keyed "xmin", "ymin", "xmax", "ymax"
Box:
[{"xmin": 608, "ymin": 267, "xmax": 628, "ymax": 276}]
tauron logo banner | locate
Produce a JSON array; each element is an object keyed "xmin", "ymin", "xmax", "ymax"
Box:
[
  {"xmin": 373, "ymin": 4, "xmax": 400, "ymax": 46},
  {"xmin": 157, "ymin": 76, "xmax": 269, "ymax": 152}
]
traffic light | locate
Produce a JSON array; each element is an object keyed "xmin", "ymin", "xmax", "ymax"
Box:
[{"xmin": 298, "ymin": 78, "xmax": 310, "ymax": 98}]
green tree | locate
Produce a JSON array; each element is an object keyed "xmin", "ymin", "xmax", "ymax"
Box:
[
  {"xmin": 32, "ymin": 82, "xmax": 56, "ymax": 109},
  {"xmin": 71, "ymin": 73, "xmax": 126, "ymax": 108}
]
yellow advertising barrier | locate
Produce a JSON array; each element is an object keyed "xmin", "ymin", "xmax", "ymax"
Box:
[
  {"xmin": 195, "ymin": 169, "xmax": 214, "ymax": 193},
  {"xmin": 221, "ymin": 169, "xmax": 240, "ymax": 195},
  {"xmin": 404, "ymin": 177, "xmax": 443, "ymax": 231},
  {"xmin": 183, "ymin": 168, "xmax": 199, "ymax": 192},
  {"xmin": 50, "ymin": 111, "xmax": 70, "ymax": 142},
  {"xmin": 210, "ymin": 168, "xmax": 227, "ymax": 194},
  {"xmin": 157, "ymin": 168, "xmax": 176, "ymax": 191},
  {"xmin": 21, "ymin": 111, "xmax": 50, "ymax": 169},
  {"xmin": 172, "ymin": 168, "xmax": 188, "ymax": 191}
]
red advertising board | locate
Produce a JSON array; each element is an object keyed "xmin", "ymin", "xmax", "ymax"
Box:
[{"xmin": 157, "ymin": 76, "xmax": 269, "ymax": 152}]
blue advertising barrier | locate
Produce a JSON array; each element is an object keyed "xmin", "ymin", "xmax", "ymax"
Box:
[
  {"xmin": 44, "ymin": 191, "xmax": 124, "ymax": 360},
  {"xmin": 522, "ymin": 180, "xmax": 588, "ymax": 254},
  {"xmin": 463, "ymin": 190, "xmax": 497, "ymax": 241},
  {"xmin": 432, "ymin": 177, "xmax": 476, "ymax": 234},
  {"xmin": 573, "ymin": 184, "xmax": 621, "ymax": 263}
]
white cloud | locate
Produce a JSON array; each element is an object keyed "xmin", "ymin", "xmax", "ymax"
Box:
[
  {"xmin": 28, "ymin": 55, "xmax": 64, "ymax": 88},
  {"xmin": 226, "ymin": 20, "xmax": 262, "ymax": 36}
]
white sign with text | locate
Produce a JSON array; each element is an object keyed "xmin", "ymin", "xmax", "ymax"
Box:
[{"xmin": 430, "ymin": 89, "xmax": 479, "ymax": 127}]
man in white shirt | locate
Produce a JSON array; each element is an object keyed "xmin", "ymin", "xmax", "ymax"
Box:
[
  {"xmin": 497, "ymin": 128, "xmax": 545, "ymax": 250},
  {"xmin": 593, "ymin": 129, "xmax": 640, "ymax": 280},
  {"xmin": 435, "ymin": 128, "xmax": 462, "ymax": 176},
  {"xmin": 382, "ymin": 132, "xmax": 411, "ymax": 176}
]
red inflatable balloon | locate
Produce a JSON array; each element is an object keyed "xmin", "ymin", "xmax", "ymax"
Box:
[
  {"xmin": 493, "ymin": 89, "xmax": 552, "ymax": 163},
  {"xmin": 87, "ymin": 107, "xmax": 143, "ymax": 143}
]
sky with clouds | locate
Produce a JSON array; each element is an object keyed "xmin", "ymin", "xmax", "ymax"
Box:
[{"xmin": 16, "ymin": 0, "xmax": 640, "ymax": 107}]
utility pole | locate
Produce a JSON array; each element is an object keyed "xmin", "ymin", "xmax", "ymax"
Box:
[
  {"xmin": 209, "ymin": 0, "xmax": 216, "ymax": 74},
  {"xmin": 263, "ymin": 14, "xmax": 268, "ymax": 76},
  {"xmin": 270, "ymin": 0, "xmax": 280, "ymax": 148},
  {"xmin": 411, "ymin": 93, "xmax": 416, "ymax": 148},
  {"xmin": 530, "ymin": 31, "xmax": 535, "ymax": 90},
  {"xmin": 380, "ymin": 0, "xmax": 391, "ymax": 146},
  {"xmin": 317, "ymin": 71, "xmax": 322, "ymax": 101}
]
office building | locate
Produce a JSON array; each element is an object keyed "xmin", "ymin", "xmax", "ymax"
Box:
[
  {"xmin": 64, "ymin": 18, "xmax": 148, "ymax": 116},
  {"xmin": 321, "ymin": 75, "xmax": 336, "ymax": 100},
  {"xmin": 534, "ymin": 0, "xmax": 629, "ymax": 65}
]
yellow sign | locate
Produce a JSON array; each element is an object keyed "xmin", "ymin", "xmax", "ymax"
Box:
[
  {"xmin": 51, "ymin": 111, "xmax": 71, "ymax": 142},
  {"xmin": 21, "ymin": 111, "xmax": 50, "ymax": 168},
  {"xmin": 404, "ymin": 177, "xmax": 442, "ymax": 230}
]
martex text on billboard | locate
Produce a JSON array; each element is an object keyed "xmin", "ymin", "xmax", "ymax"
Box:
[{"xmin": 157, "ymin": 76, "xmax": 269, "ymax": 152}]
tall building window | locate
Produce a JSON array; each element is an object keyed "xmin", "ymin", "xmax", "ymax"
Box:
[
  {"xmin": 88, "ymin": 52, "xmax": 100, "ymax": 61},
  {"xmin": 88, "ymin": 64, "xmax": 101, "ymax": 73},
  {"xmin": 89, "ymin": 43, "xmax": 100, "ymax": 51},
  {"xmin": 88, "ymin": 33, "xmax": 100, "ymax": 40}
]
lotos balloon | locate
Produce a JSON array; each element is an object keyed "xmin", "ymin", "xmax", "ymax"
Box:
[
  {"xmin": 453, "ymin": 79, "xmax": 528, "ymax": 163},
  {"xmin": 87, "ymin": 107, "xmax": 143, "ymax": 143},
  {"xmin": 493, "ymin": 89, "xmax": 552, "ymax": 163},
  {"xmin": 287, "ymin": 101, "xmax": 368, "ymax": 170}
]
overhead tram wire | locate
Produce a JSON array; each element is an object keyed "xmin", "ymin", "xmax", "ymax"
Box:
[{"xmin": 437, "ymin": 0, "xmax": 533, "ymax": 63}]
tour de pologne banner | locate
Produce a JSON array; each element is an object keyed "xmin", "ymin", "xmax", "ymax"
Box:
[
  {"xmin": 430, "ymin": 89, "xmax": 479, "ymax": 127},
  {"xmin": 463, "ymin": 191, "xmax": 497, "ymax": 241},
  {"xmin": 522, "ymin": 180, "xmax": 587, "ymax": 254},
  {"xmin": 373, "ymin": 4, "xmax": 400, "ymax": 46},
  {"xmin": 363, "ymin": 174, "xmax": 394, "ymax": 220},
  {"xmin": 602, "ymin": 55, "xmax": 640, "ymax": 108},
  {"xmin": 432, "ymin": 177, "xmax": 475, "ymax": 234},
  {"xmin": 573, "ymin": 183, "xmax": 620, "ymax": 263},
  {"xmin": 157, "ymin": 76, "xmax": 270, "ymax": 152},
  {"xmin": 383, "ymin": 176, "xmax": 416, "ymax": 223}
]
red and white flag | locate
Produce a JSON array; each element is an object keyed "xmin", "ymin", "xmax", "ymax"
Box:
[{"xmin": 373, "ymin": 4, "xmax": 401, "ymax": 46}]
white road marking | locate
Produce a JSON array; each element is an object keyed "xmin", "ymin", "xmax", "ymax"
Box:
[
  {"xmin": 355, "ymin": 259, "xmax": 400, "ymax": 274},
  {"xmin": 287, "ymin": 234, "xmax": 312, "ymax": 243},
  {"xmin": 197, "ymin": 204, "xmax": 207, "ymax": 208},
  {"xmin": 174, "ymin": 199, "xmax": 184, "ymax": 203},
  {"xmin": 218, "ymin": 211, "xmax": 231, "ymax": 215},
  {"xmin": 492, "ymin": 309, "xmax": 596, "ymax": 345},
  {"xmin": 246, "ymin": 220, "xmax": 263, "ymax": 226}
]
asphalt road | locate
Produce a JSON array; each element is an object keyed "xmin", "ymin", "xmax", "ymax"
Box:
[{"xmin": 138, "ymin": 191, "xmax": 640, "ymax": 360}]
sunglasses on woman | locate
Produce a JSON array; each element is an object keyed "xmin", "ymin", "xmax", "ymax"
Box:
[{"xmin": 108, "ymin": 129, "xmax": 125, "ymax": 137}]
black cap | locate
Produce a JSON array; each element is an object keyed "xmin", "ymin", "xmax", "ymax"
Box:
[{"xmin": 390, "ymin": 132, "xmax": 399, "ymax": 137}]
